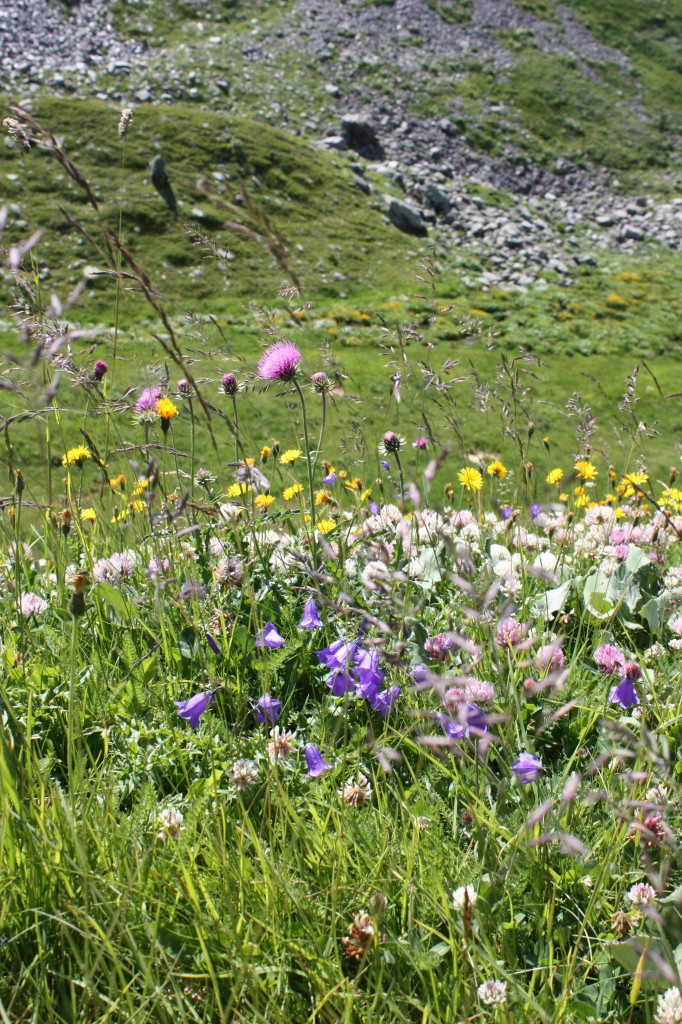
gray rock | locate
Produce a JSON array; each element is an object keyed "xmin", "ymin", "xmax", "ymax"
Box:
[
  {"xmin": 424, "ymin": 183, "xmax": 450, "ymax": 214},
  {"xmin": 383, "ymin": 195, "xmax": 427, "ymax": 237}
]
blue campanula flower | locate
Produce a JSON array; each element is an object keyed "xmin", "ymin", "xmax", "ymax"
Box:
[
  {"xmin": 304, "ymin": 744, "xmax": 332, "ymax": 777},
  {"xmin": 205, "ymin": 631, "xmax": 220, "ymax": 654},
  {"xmin": 511, "ymin": 751, "xmax": 542, "ymax": 784},
  {"xmin": 299, "ymin": 597, "xmax": 323, "ymax": 629},
  {"xmin": 609, "ymin": 677, "xmax": 640, "ymax": 709},
  {"xmin": 254, "ymin": 693, "xmax": 282, "ymax": 723},
  {"xmin": 174, "ymin": 690, "xmax": 214, "ymax": 729},
  {"xmin": 370, "ymin": 686, "xmax": 400, "ymax": 718},
  {"xmin": 255, "ymin": 622, "xmax": 285, "ymax": 649}
]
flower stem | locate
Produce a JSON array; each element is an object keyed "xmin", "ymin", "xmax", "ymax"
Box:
[
  {"xmin": 293, "ymin": 378, "xmax": 317, "ymax": 565},
  {"xmin": 231, "ymin": 393, "xmax": 239, "ymax": 464}
]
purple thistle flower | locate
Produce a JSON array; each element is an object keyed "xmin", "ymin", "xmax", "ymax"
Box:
[
  {"xmin": 255, "ymin": 622, "xmax": 285, "ymax": 649},
  {"xmin": 412, "ymin": 436, "xmax": 428, "ymax": 449},
  {"xmin": 254, "ymin": 693, "xmax": 282, "ymax": 724},
  {"xmin": 304, "ymin": 743, "xmax": 332, "ymax": 777},
  {"xmin": 134, "ymin": 385, "xmax": 162, "ymax": 413},
  {"xmin": 92, "ymin": 359, "xmax": 108, "ymax": 381},
  {"xmin": 299, "ymin": 597, "xmax": 323, "ymax": 629},
  {"xmin": 220, "ymin": 372, "xmax": 238, "ymax": 395},
  {"xmin": 205, "ymin": 631, "xmax": 220, "ymax": 654},
  {"xmin": 511, "ymin": 751, "xmax": 542, "ymax": 784},
  {"xmin": 609, "ymin": 677, "xmax": 640, "ymax": 709},
  {"xmin": 258, "ymin": 341, "xmax": 302, "ymax": 382},
  {"xmin": 174, "ymin": 690, "xmax": 214, "ymax": 729},
  {"xmin": 370, "ymin": 685, "xmax": 401, "ymax": 718},
  {"xmin": 322, "ymin": 472, "xmax": 337, "ymax": 485}
]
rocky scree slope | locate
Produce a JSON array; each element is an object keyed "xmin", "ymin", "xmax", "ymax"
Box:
[{"xmin": 1, "ymin": 0, "xmax": 681, "ymax": 293}]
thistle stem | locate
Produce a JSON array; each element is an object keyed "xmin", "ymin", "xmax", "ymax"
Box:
[{"xmin": 293, "ymin": 378, "xmax": 317, "ymax": 566}]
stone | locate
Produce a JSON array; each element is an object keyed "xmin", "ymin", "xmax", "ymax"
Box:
[
  {"xmin": 424, "ymin": 183, "xmax": 450, "ymax": 214},
  {"xmin": 382, "ymin": 195, "xmax": 427, "ymax": 237}
]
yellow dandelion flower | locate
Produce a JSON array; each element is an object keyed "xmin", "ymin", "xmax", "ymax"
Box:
[
  {"xmin": 575, "ymin": 494, "xmax": 589, "ymax": 508},
  {"xmin": 62, "ymin": 445, "xmax": 91, "ymax": 467},
  {"xmin": 255, "ymin": 494, "xmax": 275, "ymax": 509},
  {"xmin": 345, "ymin": 477, "xmax": 362, "ymax": 491},
  {"xmin": 574, "ymin": 485, "xmax": 585, "ymax": 496},
  {"xmin": 129, "ymin": 500, "xmax": 146, "ymax": 514},
  {"xmin": 486, "ymin": 460, "xmax": 507, "ymax": 479},
  {"xmin": 315, "ymin": 489, "xmax": 332, "ymax": 506},
  {"xmin": 316, "ymin": 519, "xmax": 336, "ymax": 534},
  {"xmin": 227, "ymin": 483, "xmax": 249, "ymax": 499},
  {"xmin": 338, "ymin": 469, "xmax": 347, "ymax": 480},
  {"xmin": 546, "ymin": 467, "xmax": 563, "ymax": 485},
  {"xmin": 359, "ymin": 488, "xmax": 372, "ymax": 503},
  {"xmin": 80, "ymin": 507, "xmax": 97, "ymax": 522},
  {"xmin": 260, "ymin": 445, "xmax": 271, "ymax": 463},
  {"xmin": 574, "ymin": 460, "xmax": 597, "ymax": 480},
  {"xmin": 457, "ymin": 467, "xmax": 483, "ymax": 492},
  {"xmin": 559, "ymin": 492, "xmax": 569, "ymax": 503},
  {"xmin": 111, "ymin": 508, "xmax": 128, "ymax": 522},
  {"xmin": 156, "ymin": 398, "xmax": 178, "ymax": 420},
  {"xmin": 280, "ymin": 449, "xmax": 302, "ymax": 465},
  {"xmin": 283, "ymin": 483, "xmax": 304, "ymax": 501}
]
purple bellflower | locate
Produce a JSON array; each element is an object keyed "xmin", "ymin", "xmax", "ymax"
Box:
[
  {"xmin": 370, "ymin": 686, "xmax": 401, "ymax": 718},
  {"xmin": 299, "ymin": 597, "xmax": 323, "ymax": 629},
  {"xmin": 255, "ymin": 622, "xmax": 285, "ymax": 649},
  {"xmin": 254, "ymin": 693, "xmax": 282, "ymax": 724},
  {"xmin": 175, "ymin": 690, "xmax": 214, "ymax": 730},
  {"xmin": 511, "ymin": 751, "xmax": 542, "ymax": 784},
  {"xmin": 609, "ymin": 677, "xmax": 640, "ymax": 709},
  {"xmin": 304, "ymin": 744, "xmax": 332, "ymax": 777},
  {"xmin": 205, "ymin": 631, "xmax": 221, "ymax": 654}
]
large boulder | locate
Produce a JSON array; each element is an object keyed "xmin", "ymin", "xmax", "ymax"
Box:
[
  {"xmin": 341, "ymin": 113, "xmax": 383, "ymax": 158},
  {"xmin": 383, "ymin": 195, "xmax": 428, "ymax": 237}
]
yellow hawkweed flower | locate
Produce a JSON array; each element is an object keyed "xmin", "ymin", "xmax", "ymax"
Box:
[
  {"xmin": 559, "ymin": 492, "xmax": 568, "ymax": 503},
  {"xmin": 546, "ymin": 468, "xmax": 563, "ymax": 486},
  {"xmin": 619, "ymin": 471, "xmax": 649, "ymax": 499},
  {"xmin": 131, "ymin": 478, "xmax": 149, "ymax": 498},
  {"xmin": 129, "ymin": 500, "xmax": 145, "ymax": 514},
  {"xmin": 457, "ymin": 467, "xmax": 483, "ymax": 492},
  {"xmin": 574, "ymin": 460, "xmax": 597, "ymax": 481},
  {"xmin": 260, "ymin": 445, "xmax": 271, "ymax": 463},
  {"xmin": 315, "ymin": 489, "xmax": 332, "ymax": 506},
  {"xmin": 280, "ymin": 448, "xmax": 302, "ymax": 465},
  {"xmin": 316, "ymin": 519, "xmax": 336, "ymax": 534},
  {"xmin": 338, "ymin": 470, "xmax": 347, "ymax": 480},
  {"xmin": 227, "ymin": 483, "xmax": 249, "ymax": 499},
  {"xmin": 111, "ymin": 509, "xmax": 128, "ymax": 522},
  {"xmin": 359, "ymin": 488, "xmax": 372, "ymax": 503},
  {"xmin": 345, "ymin": 477, "xmax": 362, "ymax": 491},
  {"xmin": 156, "ymin": 398, "xmax": 178, "ymax": 420},
  {"xmin": 80, "ymin": 508, "xmax": 97, "ymax": 522},
  {"xmin": 574, "ymin": 485, "xmax": 585, "ymax": 496},
  {"xmin": 62, "ymin": 445, "xmax": 91, "ymax": 467},
  {"xmin": 282, "ymin": 483, "xmax": 304, "ymax": 501},
  {"xmin": 575, "ymin": 494, "xmax": 589, "ymax": 507},
  {"xmin": 255, "ymin": 494, "xmax": 275, "ymax": 509},
  {"xmin": 109, "ymin": 473, "xmax": 126, "ymax": 491},
  {"xmin": 486, "ymin": 460, "xmax": 507, "ymax": 479}
]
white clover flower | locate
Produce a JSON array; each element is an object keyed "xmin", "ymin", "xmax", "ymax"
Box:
[
  {"xmin": 656, "ymin": 987, "xmax": 682, "ymax": 1024},
  {"xmin": 452, "ymin": 885, "xmax": 477, "ymax": 911},
  {"xmin": 157, "ymin": 807, "xmax": 184, "ymax": 842},
  {"xmin": 627, "ymin": 882, "xmax": 656, "ymax": 909},
  {"xmin": 229, "ymin": 759, "xmax": 258, "ymax": 791},
  {"xmin": 478, "ymin": 980, "xmax": 507, "ymax": 1006},
  {"xmin": 19, "ymin": 592, "xmax": 48, "ymax": 617}
]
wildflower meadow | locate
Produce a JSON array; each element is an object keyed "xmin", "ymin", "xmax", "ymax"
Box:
[{"xmin": 2, "ymin": 103, "xmax": 682, "ymax": 1024}]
